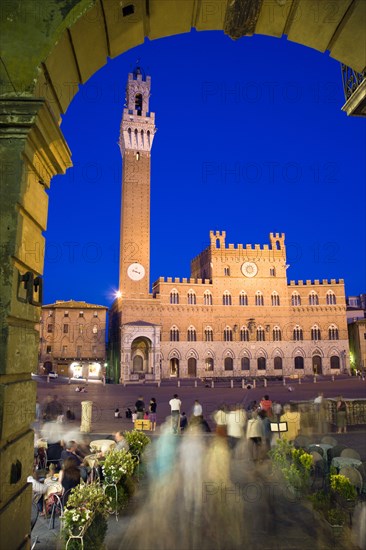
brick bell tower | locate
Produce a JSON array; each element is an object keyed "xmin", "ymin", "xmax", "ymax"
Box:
[{"xmin": 119, "ymin": 67, "xmax": 156, "ymax": 297}]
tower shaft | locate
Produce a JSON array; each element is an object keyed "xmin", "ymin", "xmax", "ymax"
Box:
[{"xmin": 119, "ymin": 70, "xmax": 156, "ymax": 297}]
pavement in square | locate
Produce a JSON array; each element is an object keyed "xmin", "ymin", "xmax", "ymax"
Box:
[{"xmin": 31, "ymin": 376, "xmax": 366, "ymax": 549}]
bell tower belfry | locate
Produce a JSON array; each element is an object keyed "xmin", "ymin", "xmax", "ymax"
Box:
[{"xmin": 119, "ymin": 67, "xmax": 156, "ymax": 297}]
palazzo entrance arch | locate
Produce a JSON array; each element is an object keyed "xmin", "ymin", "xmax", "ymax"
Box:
[
  {"xmin": 1, "ymin": 1, "xmax": 365, "ymax": 546},
  {"xmin": 312, "ymin": 354, "xmax": 323, "ymax": 375}
]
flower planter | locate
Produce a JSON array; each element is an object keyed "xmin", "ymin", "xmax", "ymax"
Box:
[{"xmin": 323, "ymin": 519, "xmax": 345, "ymax": 543}]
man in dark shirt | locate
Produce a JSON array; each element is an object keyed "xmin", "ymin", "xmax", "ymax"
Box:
[
  {"xmin": 61, "ymin": 441, "xmax": 88, "ymax": 481},
  {"xmin": 44, "ymin": 395, "xmax": 63, "ymax": 422},
  {"xmin": 47, "ymin": 440, "xmax": 64, "ymax": 471},
  {"xmin": 135, "ymin": 396, "xmax": 145, "ymax": 419},
  {"xmin": 60, "ymin": 441, "xmax": 83, "ymax": 466}
]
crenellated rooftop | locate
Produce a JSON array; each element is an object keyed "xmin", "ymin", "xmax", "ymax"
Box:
[
  {"xmin": 153, "ymin": 277, "xmax": 212, "ymax": 286},
  {"xmin": 288, "ymin": 279, "xmax": 344, "ymax": 286}
]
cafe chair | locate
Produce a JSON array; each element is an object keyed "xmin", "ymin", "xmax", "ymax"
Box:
[
  {"xmin": 339, "ymin": 466, "xmax": 363, "ymax": 494},
  {"xmin": 328, "ymin": 444, "xmax": 347, "ymax": 461},
  {"xmin": 320, "ymin": 435, "xmax": 337, "ymax": 446},
  {"xmin": 293, "ymin": 435, "xmax": 310, "ymax": 449},
  {"xmin": 310, "ymin": 451, "xmax": 326, "ymax": 490},
  {"xmin": 308, "ymin": 444, "xmax": 325, "ymax": 458},
  {"xmin": 340, "ymin": 448, "xmax": 361, "ymax": 461},
  {"xmin": 48, "ymin": 493, "xmax": 64, "ymax": 530},
  {"xmin": 356, "ymin": 462, "xmax": 366, "ymax": 494},
  {"xmin": 36, "ymin": 448, "xmax": 47, "ymax": 470}
]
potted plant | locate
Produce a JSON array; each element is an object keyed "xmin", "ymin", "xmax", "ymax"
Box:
[
  {"xmin": 269, "ymin": 439, "xmax": 313, "ymax": 497},
  {"xmin": 62, "ymin": 483, "xmax": 112, "ymax": 549},
  {"xmin": 102, "ymin": 449, "xmax": 136, "ymax": 512},
  {"xmin": 124, "ymin": 429, "xmax": 151, "ymax": 459}
]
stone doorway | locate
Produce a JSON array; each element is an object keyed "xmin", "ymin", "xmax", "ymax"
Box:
[
  {"xmin": 312, "ymin": 355, "xmax": 323, "ymax": 375},
  {"xmin": 187, "ymin": 357, "xmax": 197, "ymax": 377},
  {"xmin": 170, "ymin": 358, "xmax": 179, "ymax": 377}
]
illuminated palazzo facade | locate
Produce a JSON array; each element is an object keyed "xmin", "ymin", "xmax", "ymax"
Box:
[{"xmin": 111, "ymin": 70, "xmax": 350, "ymax": 383}]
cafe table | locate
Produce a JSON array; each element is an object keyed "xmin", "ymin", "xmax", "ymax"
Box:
[
  {"xmin": 44, "ymin": 476, "xmax": 62, "ymax": 498},
  {"xmin": 89, "ymin": 439, "xmax": 115, "ymax": 453},
  {"xmin": 308, "ymin": 443, "xmax": 333, "ymax": 455}
]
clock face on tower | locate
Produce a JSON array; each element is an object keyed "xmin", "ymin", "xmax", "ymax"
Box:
[
  {"xmin": 127, "ymin": 263, "xmax": 145, "ymax": 281},
  {"xmin": 241, "ymin": 261, "xmax": 258, "ymax": 278}
]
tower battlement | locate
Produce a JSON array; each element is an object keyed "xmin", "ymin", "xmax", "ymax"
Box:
[
  {"xmin": 269, "ymin": 232, "xmax": 285, "ymax": 250},
  {"xmin": 289, "ymin": 279, "xmax": 344, "ymax": 286},
  {"xmin": 210, "ymin": 230, "xmax": 226, "ymax": 248}
]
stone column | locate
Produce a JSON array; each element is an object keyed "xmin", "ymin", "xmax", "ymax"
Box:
[
  {"xmin": 0, "ymin": 98, "xmax": 71, "ymax": 548},
  {"xmin": 80, "ymin": 401, "xmax": 93, "ymax": 433}
]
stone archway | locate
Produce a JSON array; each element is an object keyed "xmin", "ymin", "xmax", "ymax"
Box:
[
  {"xmin": 312, "ymin": 354, "xmax": 323, "ymax": 375},
  {"xmin": 131, "ymin": 336, "xmax": 151, "ymax": 374},
  {"xmin": 1, "ymin": 0, "xmax": 365, "ymax": 545}
]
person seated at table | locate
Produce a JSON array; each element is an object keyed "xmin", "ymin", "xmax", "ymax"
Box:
[
  {"xmin": 27, "ymin": 468, "xmax": 48, "ymax": 515},
  {"xmin": 61, "ymin": 440, "xmax": 88, "ymax": 481},
  {"xmin": 47, "ymin": 440, "xmax": 64, "ymax": 471},
  {"xmin": 46, "ymin": 463, "xmax": 57, "ymax": 480},
  {"xmin": 114, "ymin": 431, "xmax": 130, "ymax": 452},
  {"xmin": 114, "ymin": 408, "xmax": 121, "ymax": 418},
  {"xmin": 61, "ymin": 441, "xmax": 83, "ymax": 465},
  {"xmin": 58, "ymin": 457, "xmax": 81, "ymax": 507}
]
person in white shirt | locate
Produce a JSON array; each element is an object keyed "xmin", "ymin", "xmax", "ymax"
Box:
[
  {"xmin": 226, "ymin": 404, "xmax": 247, "ymax": 450},
  {"xmin": 169, "ymin": 394, "xmax": 182, "ymax": 434},
  {"xmin": 192, "ymin": 400, "xmax": 203, "ymax": 418},
  {"xmin": 28, "ymin": 471, "xmax": 48, "ymax": 514}
]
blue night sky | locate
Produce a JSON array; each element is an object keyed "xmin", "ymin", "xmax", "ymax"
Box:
[{"xmin": 43, "ymin": 31, "xmax": 366, "ymax": 308}]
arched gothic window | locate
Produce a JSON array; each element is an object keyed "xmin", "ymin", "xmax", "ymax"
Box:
[
  {"xmin": 204, "ymin": 290, "xmax": 212, "ymax": 305},
  {"xmin": 240, "ymin": 327, "xmax": 249, "ymax": 341},
  {"xmin": 224, "ymin": 326, "xmax": 233, "ymax": 341},
  {"xmin": 187, "ymin": 290, "xmax": 196, "ymax": 305},
  {"xmin": 187, "ymin": 326, "xmax": 197, "ymax": 342},
  {"xmin": 170, "ymin": 326, "xmax": 179, "ymax": 342},
  {"xmin": 204, "ymin": 327, "xmax": 213, "ymax": 342},
  {"xmin": 309, "ymin": 291, "xmax": 319, "ymax": 305},
  {"xmin": 223, "ymin": 291, "xmax": 232, "ymax": 306},
  {"xmin": 328, "ymin": 324, "xmax": 339, "ymax": 340},
  {"xmin": 255, "ymin": 291, "xmax": 264, "ymax": 306},
  {"xmin": 293, "ymin": 325, "xmax": 303, "ymax": 341},
  {"xmin": 170, "ymin": 289, "xmax": 179, "ymax": 304}
]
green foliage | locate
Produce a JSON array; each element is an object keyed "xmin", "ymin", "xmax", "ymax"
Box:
[
  {"xmin": 269, "ymin": 439, "xmax": 312, "ymax": 494},
  {"xmin": 308, "ymin": 490, "xmax": 331, "ymax": 512},
  {"xmin": 124, "ymin": 429, "xmax": 151, "ymax": 458},
  {"xmin": 105, "ymin": 483, "xmax": 129, "ymax": 511},
  {"xmin": 64, "ymin": 512, "xmax": 108, "ymax": 550},
  {"xmin": 330, "ymin": 474, "xmax": 357, "ymax": 500},
  {"xmin": 62, "ymin": 484, "xmax": 111, "ymax": 546},
  {"xmin": 102, "ymin": 449, "xmax": 135, "ymax": 484}
]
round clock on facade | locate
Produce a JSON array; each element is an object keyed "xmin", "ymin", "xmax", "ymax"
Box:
[
  {"xmin": 241, "ymin": 261, "xmax": 258, "ymax": 278},
  {"xmin": 127, "ymin": 262, "xmax": 145, "ymax": 281}
]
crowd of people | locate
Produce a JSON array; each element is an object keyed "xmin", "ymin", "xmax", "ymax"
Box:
[{"xmin": 122, "ymin": 392, "xmax": 304, "ymax": 463}]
